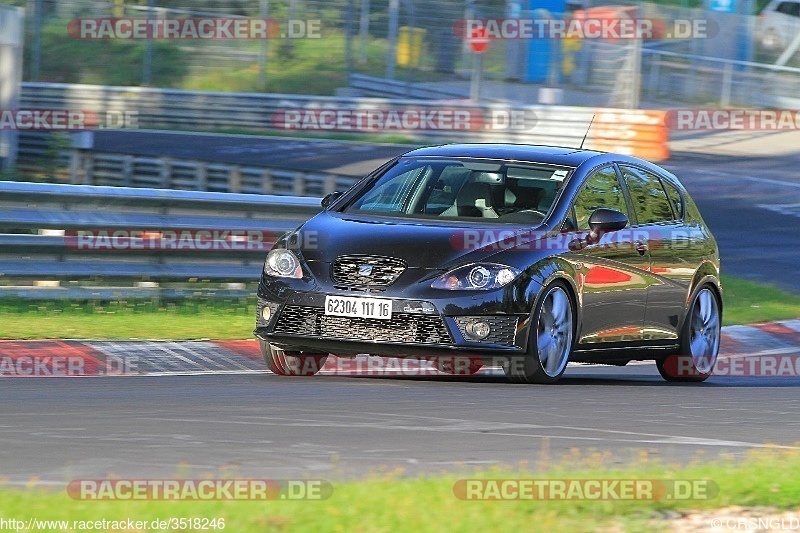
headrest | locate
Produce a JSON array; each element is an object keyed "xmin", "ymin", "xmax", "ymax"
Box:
[{"xmin": 457, "ymin": 182, "xmax": 493, "ymax": 207}]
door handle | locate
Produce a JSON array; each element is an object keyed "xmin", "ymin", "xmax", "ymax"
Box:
[{"xmin": 635, "ymin": 241, "xmax": 649, "ymax": 256}]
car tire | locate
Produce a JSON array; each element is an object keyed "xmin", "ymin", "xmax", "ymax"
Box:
[
  {"xmin": 656, "ymin": 285, "xmax": 721, "ymax": 383},
  {"xmin": 260, "ymin": 340, "xmax": 327, "ymax": 376},
  {"xmin": 504, "ymin": 281, "xmax": 575, "ymax": 384}
]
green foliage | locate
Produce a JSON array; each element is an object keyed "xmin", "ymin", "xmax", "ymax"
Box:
[
  {"xmin": 2, "ymin": 446, "xmax": 800, "ymax": 531},
  {"xmin": 0, "ymin": 296, "xmax": 257, "ymax": 340},
  {"xmin": 721, "ymin": 274, "xmax": 800, "ymax": 326},
  {"xmin": 180, "ymin": 32, "xmax": 380, "ymax": 95},
  {"xmin": 0, "ymin": 275, "xmax": 797, "ymax": 340},
  {"xmin": 30, "ymin": 19, "xmax": 188, "ymax": 86}
]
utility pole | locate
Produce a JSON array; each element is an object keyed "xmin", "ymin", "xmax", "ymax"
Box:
[
  {"xmin": 258, "ymin": 0, "xmax": 269, "ymax": 90},
  {"xmin": 403, "ymin": 0, "xmax": 415, "ymax": 97},
  {"xmin": 345, "ymin": 0, "xmax": 354, "ymax": 83},
  {"xmin": 30, "ymin": 0, "xmax": 42, "ymax": 81},
  {"xmin": 358, "ymin": 0, "xmax": 370, "ymax": 65},
  {"xmin": 287, "ymin": 0, "xmax": 296, "ymax": 54},
  {"xmin": 142, "ymin": 0, "xmax": 154, "ymax": 86},
  {"xmin": 385, "ymin": 0, "xmax": 399, "ymax": 79}
]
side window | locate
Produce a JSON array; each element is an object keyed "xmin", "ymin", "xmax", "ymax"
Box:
[
  {"xmin": 661, "ymin": 178, "xmax": 684, "ymax": 219},
  {"xmin": 620, "ymin": 166, "xmax": 675, "ymax": 224},
  {"xmin": 572, "ymin": 166, "xmax": 629, "ymax": 231}
]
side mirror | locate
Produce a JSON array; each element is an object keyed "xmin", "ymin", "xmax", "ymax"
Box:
[
  {"xmin": 588, "ymin": 208, "xmax": 628, "ymax": 233},
  {"xmin": 321, "ymin": 191, "xmax": 343, "ymax": 208}
]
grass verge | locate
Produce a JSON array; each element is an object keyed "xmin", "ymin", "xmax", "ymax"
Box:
[
  {"xmin": 2, "ymin": 447, "xmax": 799, "ymax": 531},
  {"xmin": 720, "ymin": 275, "xmax": 800, "ymax": 326},
  {"xmin": 0, "ymin": 298, "xmax": 255, "ymax": 340},
  {"xmin": 0, "ymin": 275, "xmax": 798, "ymax": 340}
]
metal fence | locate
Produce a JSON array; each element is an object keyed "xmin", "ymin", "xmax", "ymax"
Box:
[
  {"xmin": 0, "ymin": 181, "xmax": 322, "ymax": 289},
  {"xmin": 66, "ymin": 152, "xmax": 354, "ymax": 197},
  {"xmin": 642, "ymin": 48, "xmax": 800, "ymax": 109},
  {"xmin": 22, "ymin": 0, "xmax": 799, "ymax": 109}
]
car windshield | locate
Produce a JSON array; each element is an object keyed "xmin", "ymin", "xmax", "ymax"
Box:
[{"xmin": 341, "ymin": 157, "xmax": 573, "ymax": 224}]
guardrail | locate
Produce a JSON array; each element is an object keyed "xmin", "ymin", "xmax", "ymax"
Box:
[
  {"xmin": 15, "ymin": 132, "xmax": 362, "ymax": 195},
  {"xmin": 348, "ymin": 74, "xmax": 473, "ymax": 100},
  {"xmin": 67, "ymin": 151, "xmax": 356, "ymax": 196},
  {"xmin": 0, "ymin": 181, "xmax": 322, "ymax": 287},
  {"xmin": 642, "ymin": 49, "xmax": 800, "ymax": 109},
  {"xmin": 18, "ymin": 83, "xmax": 671, "ymax": 166}
]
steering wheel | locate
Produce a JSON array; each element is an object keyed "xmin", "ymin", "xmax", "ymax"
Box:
[
  {"xmin": 497, "ymin": 209, "xmax": 547, "ymax": 223},
  {"xmin": 514, "ymin": 209, "xmax": 547, "ymax": 217}
]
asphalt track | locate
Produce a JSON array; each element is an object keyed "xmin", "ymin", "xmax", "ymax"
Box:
[
  {"xmin": 91, "ymin": 130, "xmax": 410, "ymax": 178},
  {"xmin": 2, "ymin": 365, "xmax": 799, "ymax": 483},
  {"xmin": 2, "ymin": 132, "xmax": 799, "ymax": 483},
  {"xmin": 1, "ymin": 320, "xmax": 800, "ymax": 482},
  {"xmin": 663, "ymin": 151, "xmax": 800, "ymax": 293}
]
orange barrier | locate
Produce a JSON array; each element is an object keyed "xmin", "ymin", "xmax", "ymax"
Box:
[{"xmin": 586, "ymin": 108, "xmax": 670, "ymax": 161}]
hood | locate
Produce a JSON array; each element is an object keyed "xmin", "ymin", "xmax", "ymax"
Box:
[{"xmin": 292, "ymin": 211, "xmax": 552, "ymax": 270}]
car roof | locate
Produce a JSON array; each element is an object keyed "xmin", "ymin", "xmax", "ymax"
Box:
[{"xmin": 401, "ymin": 143, "xmax": 605, "ymax": 167}]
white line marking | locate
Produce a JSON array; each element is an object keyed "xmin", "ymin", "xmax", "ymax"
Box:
[
  {"xmin": 188, "ymin": 341, "xmax": 261, "ymax": 371},
  {"xmin": 136, "ymin": 416, "xmax": 799, "ymax": 450},
  {"xmin": 150, "ymin": 341, "xmax": 209, "ymax": 371},
  {"xmin": 178, "ymin": 342, "xmax": 237, "ymax": 370},
  {"xmin": 757, "ymin": 203, "xmax": 800, "ymax": 217},
  {"xmin": 696, "ymin": 169, "xmax": 800, "ymax": 189},
  {"xmin": 134, "ymin": 370, "xmax": 266, "ymax": 376},
  {"xmin": 89, "ymin": 341, "xmax": 170, "ymax": 373},
  {"xmin": 724, "ymin": 325, "xmax": 800, "ymax": 352},
  {"xmin": 781, "ymin": 320, "xmax": 800, "ymax": 334}
]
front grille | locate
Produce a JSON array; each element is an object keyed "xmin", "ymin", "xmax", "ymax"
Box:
[
  {"xmin": 454, "ymin": 316, "xmax": 519, "ymax": 346},
  {"xmin": 332, "ymin": 255, "xmax": 406, "ymax": 287},
  {"xmin": 275, "ymin": 305, "xmax": 452, "ymax": 345}
]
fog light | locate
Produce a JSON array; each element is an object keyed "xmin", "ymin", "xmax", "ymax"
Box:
[
  {"xmin": 261, "ymin": 306, "xmax": 272, "ymax": 322},
  {"xmin": 464, "ymin": 320, "xmax": 491, "ymax": 340}
]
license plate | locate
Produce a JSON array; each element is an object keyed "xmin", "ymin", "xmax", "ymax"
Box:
[{"xmin": 324, "ymin": 295, "xmax": 392, "ymax": 320}]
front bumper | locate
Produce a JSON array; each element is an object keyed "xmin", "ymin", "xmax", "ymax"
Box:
[{"xmin": 254, "ymin": 291, "xmax": 529, "ymax": 358}]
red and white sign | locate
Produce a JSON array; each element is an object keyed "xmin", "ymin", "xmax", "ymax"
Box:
[{"xmin": 468, "ymin": 26, "xmax": 491, "ymax": 54}]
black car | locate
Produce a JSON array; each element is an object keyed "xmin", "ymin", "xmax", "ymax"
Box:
[{"xmin": 254, "ymin": 144, "xmax": 721, "ymax": 384}]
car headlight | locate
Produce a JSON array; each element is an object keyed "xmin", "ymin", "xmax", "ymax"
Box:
[
  {"xmin": 431, "ymin": 263, "xmax": 520, "ymax": 290},
  {"xmin": 264, "ymin": 249, "xmax": 303, "ymax": 279}
]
